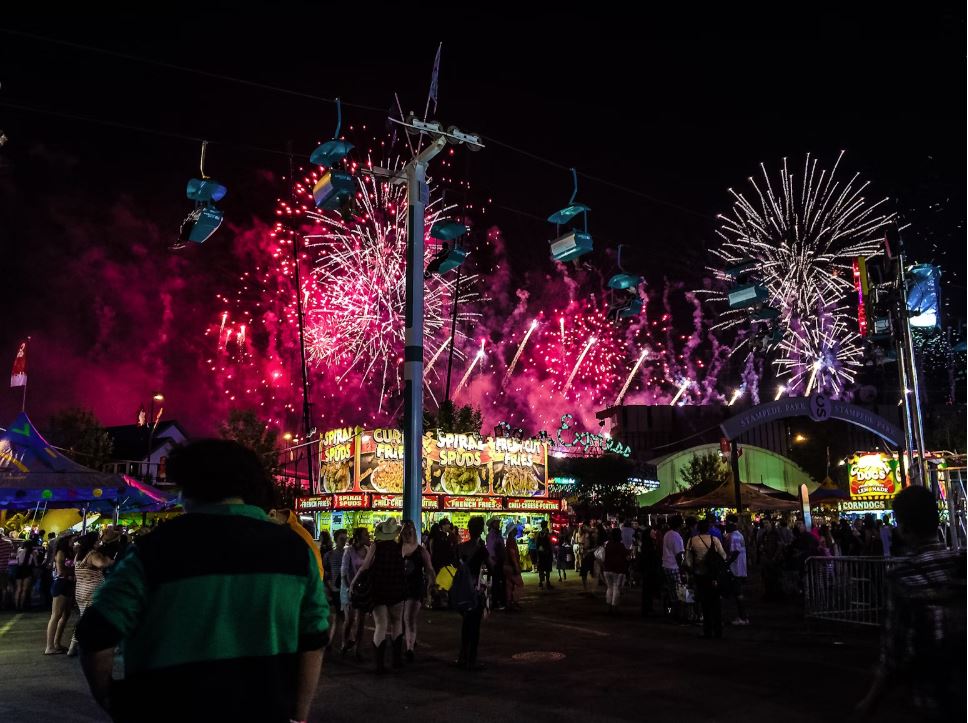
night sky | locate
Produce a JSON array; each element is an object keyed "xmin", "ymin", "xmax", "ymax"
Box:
[{"xmin": 0, "ymin": 9, "xmax": 964, "ymax": 435}]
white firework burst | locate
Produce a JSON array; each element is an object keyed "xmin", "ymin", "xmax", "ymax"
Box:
[
  {"xmin": 298, "ymin": 163, "xmax": 479, "ymax": 407},
  {"xmin": 708, "ymin": 152, "xmax": 894, "ymax": 397}
]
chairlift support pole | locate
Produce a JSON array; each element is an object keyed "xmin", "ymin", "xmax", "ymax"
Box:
[{"xmin": 390, "ymin": 117, "xmax": 482, "ymax": 526}]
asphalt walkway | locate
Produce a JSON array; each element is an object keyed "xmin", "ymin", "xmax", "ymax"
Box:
[{"xmin": 0, "ymin": 573, "xmax": 919, "ymax": 722}]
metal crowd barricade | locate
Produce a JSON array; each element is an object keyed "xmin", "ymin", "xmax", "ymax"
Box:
[{"xmin": 803, "ymin": 556, "xmax": 896, "ymax": 627}]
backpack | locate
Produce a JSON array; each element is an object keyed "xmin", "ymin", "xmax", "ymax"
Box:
[
  {"xmin": 699, "ymin": 536, "xmax": 727, "ymax": 578},
  {"xmin": 448, "ymin": 559, "xmax": 480, "ymax": 613}
]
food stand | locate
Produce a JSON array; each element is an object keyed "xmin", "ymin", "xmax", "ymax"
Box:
[
  {"xmin": 836, "ymin": 451, "xmax": 901, "ymax": 517},
  {"xmin": 298, "ymin": 427, "xmax": 561, "ymax": 537}
]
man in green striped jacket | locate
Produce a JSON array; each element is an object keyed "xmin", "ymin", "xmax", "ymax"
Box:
[{"xmin": 77, "ymin": 439, "xmax": 329, "ymax": 723}]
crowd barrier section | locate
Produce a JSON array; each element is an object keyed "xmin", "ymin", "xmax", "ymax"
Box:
[{"xmin": 803, "ymin": 556, "xmax": 895, "ymax": 627}]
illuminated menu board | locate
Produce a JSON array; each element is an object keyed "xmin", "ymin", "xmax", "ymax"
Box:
[
  {"xmin": 426, "ymin": 432, "xmax": 492, "ymax": 496},
  {"xmin": 491, "ymin": 437, "xmax": 548, "ymax": 497},
  {"xmin": 359, "ymin": 429, "xmax": 405, "ymax": 495},
  {"xmin": 315, "ymin": 426, "xmax": 549, "ymax": 497},
  {"xmin": 318, "ymin": 427, "xmax": 358, "ymax": 493}
]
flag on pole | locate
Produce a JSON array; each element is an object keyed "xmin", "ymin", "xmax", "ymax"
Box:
[
  {"xmin": 10, "ymin": 342, "xmax": 27, "ymax": 388},
  {"xmin": 137, "ymin": 405, "xmax": 147, "ymax": 427},
  {"xmin": 428, "ymin": 43, "xmax": 441, "ymax": 115}
]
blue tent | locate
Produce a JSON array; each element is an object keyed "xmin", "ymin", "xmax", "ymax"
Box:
[{"xmin": 0, "ymin": 413, "xmax": 173, "ymax": 511}]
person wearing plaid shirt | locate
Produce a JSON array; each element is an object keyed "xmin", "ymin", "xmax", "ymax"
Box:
[{"xmin": 857, "ymin": 485, "xmax": 965, "ymax": 720}]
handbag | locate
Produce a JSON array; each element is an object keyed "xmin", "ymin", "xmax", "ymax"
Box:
[
  {"xmin": 593, "ymin": 545, "xmax": 606, "ymax": 562},
  {"xmin": 675, "ymin": 582, "xmax": 695, "ymax": 604},
  {"xmin": 435, "ymin": 564, "xmax": 457, "ymax": 591},
  {"xmin": 350, "ymin": 569, "xmax": 373, "ymax": 611}
]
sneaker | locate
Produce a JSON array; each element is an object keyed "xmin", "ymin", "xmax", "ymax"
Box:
[{"xmin": 730, "ymin": 618, "xmax": 745, "ymax": 626}]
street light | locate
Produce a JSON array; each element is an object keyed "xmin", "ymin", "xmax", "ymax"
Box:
[{"xmin": 146, "ymin": 392, "xmax": 165, "ymax": 483}]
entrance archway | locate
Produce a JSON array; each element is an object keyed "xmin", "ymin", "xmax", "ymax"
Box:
[
  {"xmin": 719, "ymin": 394, "xmax": 903, "ymax": 446},
  {"xmin": 717, "ymin": 394, "xmax": 904, "ymax": 511}
]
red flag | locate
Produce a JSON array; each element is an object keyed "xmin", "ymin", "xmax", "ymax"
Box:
[{"xmin": 10, "ymin": 342, "xmax": 27, "ymax": 388}]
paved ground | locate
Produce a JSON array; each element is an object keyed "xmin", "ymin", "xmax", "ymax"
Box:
[{"xmin": 0, "ymin": 572, "xmax": 920, "ymax": 722}]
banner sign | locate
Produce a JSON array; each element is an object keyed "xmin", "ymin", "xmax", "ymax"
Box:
[
  {"xmin": 505, "ymin": 498, "xmax": 562, "ymax": 512},
  {"xmin": 848, "ymin": 452, "xmax": 900, "ymax": 498},
  {"xmin": 295, "ymin": 495, "xmax": 333, "ymax": 512},
  {"xmin": 443, "ymin": 495, "xmax": 503, "ymax": 511}
]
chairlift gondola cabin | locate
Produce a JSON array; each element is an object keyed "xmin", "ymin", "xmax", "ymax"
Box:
[
  {"xmin": 172, "ymin": 141, "xmax": 226, "ymax": 251},
  {"xmin": 186, "ymin": 205, "xmax": 224, "ymax": 244},
  {"xmin": 607, "ymin": 273, "xmax": 643, "ymax": 290},
  {"xmin": 312, "ymin": 170, "xmax": 355, "ymax": 210},
  {"xmin": 548, "ymin": 169, "xmax": 593, "ymax": 263},
  {"xmin": 427, "ymin": 220, "xmax": 469, "ymax": 275},
  {"xmin": 309, "ymin": 98, "xmax": 356, "ymax": 211},
  {"xmin": 728, "ymin": 283, "xmax": 769, "ymax": 310},
  {"xmin": 751, "ymin": 306, "xmax": 780, "ymax": 322},
  {"xmin": 617, "ymin": 298, "xmax": 643, "ymax": 319},
  {"xmin": 724, "ymin": 258, "xmax": 758, "ymax": 279}
]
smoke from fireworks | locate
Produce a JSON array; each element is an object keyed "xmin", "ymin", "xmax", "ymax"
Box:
[
  {"xmin": 206, "ymin": 135, "xmax": 736, "ymax": 433},
  {"xmin": 708, "ymin": 152, "xmax": 893, "ymax": 398}
]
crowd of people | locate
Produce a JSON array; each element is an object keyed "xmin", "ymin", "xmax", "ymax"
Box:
[
  {"xmin": 2, "ymin": 445, "xmax": 963, "ymax": 721},
  {"xmin": 1, "ymin": 523, "xmax": 125, "ymax": 655}
]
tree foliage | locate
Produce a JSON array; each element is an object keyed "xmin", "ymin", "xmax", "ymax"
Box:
[
  {"xmin": 423, "ymin": 400, "xmax": 483, "ymax": 434},
  {"xmin": 218, "ymin": 409, "xmax": 281, "ymax": 478},
  {"xmin": 550, "ymin": 455, "xmax": 637, "ymax": 518},
  {"xmin": 45, "ymin": 407, "xmax": 114, "ymax": 469},
  {"xmin": 677, "ymin": 451, "xmax": 730, "ymax": 495}
]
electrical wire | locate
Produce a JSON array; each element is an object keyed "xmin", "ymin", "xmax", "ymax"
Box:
[{"xmin": 0, "ymin": 28, "xmax": 713, "ymax": 220}]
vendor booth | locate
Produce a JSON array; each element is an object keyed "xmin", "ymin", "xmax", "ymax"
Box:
[{"xmin": 297, "ymin": 426, "xmax": 560, "ymax": 538}]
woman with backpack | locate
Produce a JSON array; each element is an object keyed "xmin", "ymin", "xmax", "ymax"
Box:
[
  {"xmin": 454, "ymin": 516, "xmax": 489, "ymax": 670},
  {"xmin": 685, "ymin": 518, "xmax": 727, "ymax": 639},
  {"xmin": 351, "ymin": 518, "xmax": 406, "ymax": 673}
]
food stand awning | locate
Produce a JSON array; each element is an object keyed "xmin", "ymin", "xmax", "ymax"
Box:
[
  {"xmin": 671, "ymin": 480, "xmax": 800, "ymax": 512},
  {"xmin": 0, "ymin": 412, "xmax": 173, "ymax": 510}
]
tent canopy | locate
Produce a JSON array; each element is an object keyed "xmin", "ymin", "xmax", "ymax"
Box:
[
  {"xmin": 0, "ymin": 412, "xmax": 172, "ymax": 510},
  {"xmin": 808, "ymin": 476, "xmax": 850, "ymax": 506},
  {"xmin": 671, "ymin": 479, "xmax": 800, "ymax": 512}
]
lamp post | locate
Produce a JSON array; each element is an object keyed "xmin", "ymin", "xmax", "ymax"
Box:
[{"xmin": 146, "ymin": 392, "xmax": 164, "ymax": 483}]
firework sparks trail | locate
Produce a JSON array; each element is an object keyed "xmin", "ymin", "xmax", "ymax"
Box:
[
  {"xmin": 669, "ymin": 378, "xmax": 691, "ymax": 406},
  {"xmin": 706, "ymin": 153, "xmax": 893, "ymax": 398},
  {"xmin": 563, "ymin": 336, "xmax": 596, "ymax": 394},
  {"xmin": 455, "ymin": 340, "xmax": 485, "ymax": 396},
  {"xmin": 727, "ymin": 388, "xmax": 742, "ymax": 406},
  {"xmin": 503, "ymin": 319, "xmax": 538, "ymax": 386},
  {"xmin": 559, "ymin": 317, "xmax": 566, "ymax": 346},
  {"xmin": 217, "ymin": 312, "xmax": 228, "ymax": 350},
  {"xmin": 614, "ymin": 348, "xmax": 649, "ymax": 406},
  {"xmin": 426, "ymin": 335, "xmax": 452, "ymax": 374}
]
